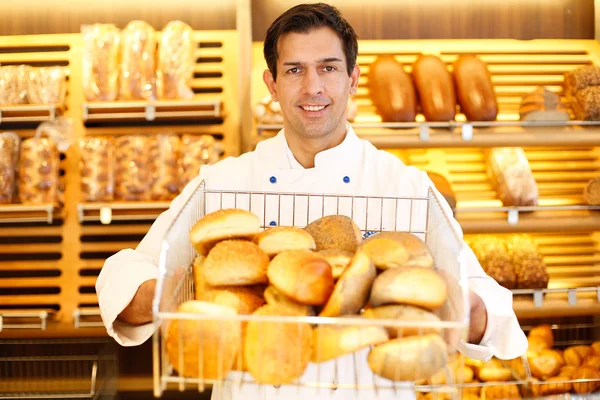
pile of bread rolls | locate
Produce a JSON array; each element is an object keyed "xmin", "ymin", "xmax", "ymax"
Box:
[
  {"xmin": 165, "ymin": 208, "xmax": 453, "ymax": 386},
  {"xmin": 367, "ymin": 54, "xmax": 498, "ymax": 123}
]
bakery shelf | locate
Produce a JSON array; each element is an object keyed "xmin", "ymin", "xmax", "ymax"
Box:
[
  {"xmin": 77, "ymin": 202, "xmax": 170, "ymax": 224},
  {"xmin": 0, "ymin": 204, "xmax": 60, "ymax": 224},
  {"xmin": 0, "ymin": 103, "xmax": 65, "ymax": 125},
  {"xmin": 0, "ymin": 310, "xmax": 52, "ymax": 331},
  {"xmin": 82, "ymin": 99, "xmax": 222, "ymax": 123},
  {"xmin": 73, "ymin": 307, "xmax": 104, "ymax": 329},
  {"xmin": 512, "ymin": 287, "xmax": 600, "ymax": 319}
]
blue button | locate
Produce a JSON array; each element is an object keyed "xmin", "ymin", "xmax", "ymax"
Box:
[
  {"xmin": 269, "ymin": 176, "xmax": 277, "ymax": 184},
  {"xmin": 269, "ymin": 221, "xmax": 277, "ymax": 226},
  {"xmin": 343, "ymin": 176, "xmax": 350, "ymax": 183}
]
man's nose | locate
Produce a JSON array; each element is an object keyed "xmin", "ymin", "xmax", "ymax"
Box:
[{"xmin": 302, "ymin": 69, "xmax": 324, "ymax": 96}]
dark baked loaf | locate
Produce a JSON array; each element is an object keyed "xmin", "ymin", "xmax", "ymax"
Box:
[
  {"xmin": 584, "ymin": 177, "xmax": 600, "ymax": 206},
  {"xmin": 505, "ymin": 234, "xmax": 549, "ymax": 289},
  {"xmin": 468, "ymin": 236, "xmax": 516, "ymax": 290},
  {"xmin": 412, "ymin": 54, "xmax": 456, "ymax": 122},
  {"xmin": 368, "ymin": 55, "xmax": 417, "ymax": 122},
  {"xmin": 572, "ymin": 87, "xmax": 600, "ymax": 120},
  {"xmin": 452, "ymin": 55, "xmax": 498, "ymax": 121},
  {"xmin": 564, "ymin": 66, "xmax": 600, "ymax": 96}
]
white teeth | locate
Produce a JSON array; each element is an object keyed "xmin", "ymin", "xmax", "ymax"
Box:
[{"xmin": 302, "ymin": 105, "xmax": 325, "ymax": 111}]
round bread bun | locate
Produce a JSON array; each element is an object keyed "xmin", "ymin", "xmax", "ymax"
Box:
[
  {"xmin": 202, "ymin": 240, "xmax": 269, "ymax": 286},
  {"xmin": 558, "ymin": 365, "xmax": 576, "ymax": 378},
  {"xmin": 369, "ymin": 266, "xmax": 447, "ymax": 310},
  {"xmin": 584, "ymin": 355, "xmax": 600, "ymax": 369},
  {"xmin": 362, "ymin": 304, "xmax": 441, "ymax": 338},
  {"xmin": 263, "ymin": 285, "xmax": 314, "ymax": 316},
  {"xmin": 267, "ymin": 249, "xmax": 334, "ymax": 305},
  {"xmin": 255, "ymin": 226, "xmax": 316, "ymax": 257},
  {"xmin": 319, "ymin": 249, "xmax": 376, "ymax": 317},
  {"xmin": 528, "ymin": 324, "xmax": 554, "ymax": 348},
  {"xmin": 573, "ymin": 366, "xmax": 600, "ymax": 394},
  {"xmin": 430, "ymin": 364, "xmax": 474, "ymax": 385},
  {"xmin": 477, "ymin": 367, "xmax": 513, "ymax": 382},
  {"xmin": 190, "ymin": 209, "xmax": 260, "ymax": 255},
  {"xmin": 361, "ymin": 232, "xmax": 433, "ymax": 269},
  {"xmin": 311, "ymin": 323, "xmax": 389, "ymax": 363},
  {"xmin": 539, "ymin": 376, "xmax": 571, "ymax": 396},
  {"xmin": 571, "ymin": 345, "xmax": 592, "ymax": 360},
  {"xmin": 591, "ymin": 341, "xmax": 600, "ymax": 355},
  {"xmin": 483, "ymin": 384, "xmax": 521, "ymax": 400},
  {"xmin": 367, "ymin": 333, "xmax": 448, "ymax": 381},
  {"xmin": 317, "ymin": 249, "xmax": 353, "ymax": 279},
  {"xmin": 244, "ymin": 305, "xmax": 312, "ymax": 385},
  {"xmin": 564, "ymin": 347, "xmax": 583, "ymax": 367},
  {"xmin": 528, "ymin": 335, "xmax": 550, "ymax": 353},
  {"xmin": 192, "ymin": 255, "xmax": 207, "ymax": 299},
  {"xmin": 201, "ymin": 286, "xmax": 265, "ymax": 315},
  {"xmin": 304, "ymin": 215, "xmax": 362, "ymax": 253},
  {"xmin": 529, "ymin": 349, "xmax": 563, "ymax": 380},
  {"xmin": 166, "ymin": 300, "xmax": 241, "ymax": 379}
]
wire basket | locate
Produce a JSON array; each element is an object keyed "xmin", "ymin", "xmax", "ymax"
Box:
[
  {"xmin": 0, "ymin": 338, "xmax": 118, "ymax": 399},
  {"xmin": 152, "ymin": 180, "xmax": 471, "ymax": 398}
]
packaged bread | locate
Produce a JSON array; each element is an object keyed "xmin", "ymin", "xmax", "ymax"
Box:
[
  {"xmin": 148, "ymin": 134, "xmax": 181, "ymax": 201},
  {"xmin": 572, "ymin": 86, "xmax": 600, "ymax": 121},
  {"xmin": 120, "ymin": 21, "xmax": 156, "ymax": 100},
  {"xmin": 452, "ymin": 55, "xmax": 498, "ymax": 121},
  {"xmin": 519, "ymin": 86, "xmax": 569, "ymax": 122},
  {"xmin": 367, "ymin": 55, "xmax": 417, "ymax": 122},
  {"xmin": 0, "ymin": 132, "xmax": 20, "ymax": 204},
  {"xmin": 79, "ymin": 136, "xmax": 114, "ymax": 202},
  {"xmin": 27, "ymin": 67, "xmax": 67, "ymax": 105},
  {"xmin": 486, "ymin": 147, "xmax": 538, "ymax": 207},
  {"xmin": 179, "ymin": 134, "xmax": 220, "ymax": 188},
  {"xmin": 82, "ymin": 24, "xmax": 120, "ymax": 101},
  {"xmin": 412, "ymin": 54, "xmax": 456, "ymax": 122},
  {"xmin": 467, "ymin": 235, "xmax": 516, "ymax": 289},
  {"xmin": 0, "ymin": 65, "xmax": 29, "ymax": 105},
  {"xmin": 505, "ymin": 234, "xmax": 548, "ymax": 289},
  {"xmin": 114, "ymin": 135, "xmax": 150, "ymax": 201},
  {"xmin": 18, "ymin": 137, "xmax": 60, "ymax": 204},
  {"xmin": 157, "ymin": 21, "xmax": 194, "ymax": 100}
]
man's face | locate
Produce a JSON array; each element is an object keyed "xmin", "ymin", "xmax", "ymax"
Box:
[{"xmin": 264, "ymin": 27, "xmax": 359, "ymax": 139}]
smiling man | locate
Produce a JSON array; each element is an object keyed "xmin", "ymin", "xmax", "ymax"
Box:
[{"xmin": 96, "ymin": 3, "xmax": 527, "ymax": 400}]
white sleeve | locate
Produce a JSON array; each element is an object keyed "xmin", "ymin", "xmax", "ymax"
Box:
[{"xmin": 95, "ymin": 175, "xmax": 205, "ymax": 347}]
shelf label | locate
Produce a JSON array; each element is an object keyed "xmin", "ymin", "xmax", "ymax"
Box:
[
  {"xmin": 419, "ymin": 124, "xmax": 430, "ymax": 141},
  {"xmin": 0, "ymin": 109, "xmax": 3, "ymax": 124},
  {"xmin": 100, "ymin": 207, "xmax": 113, "ymax": 225},
  {"xmin": 568, "ymin": 289, "xmax": 577, "ymax": 306},
  {"xmin": 507, "ymin": 209, "xmax": 519, "ymax": 225},
  {"xmin": 145, "ymin": 104, "xmax": 156, "ymax": 121},
  {"xmin": 533, "ymin": 290, "xmax": 544, "ymax": 308},
  {"xmin": 82, "ymin": 104, "xmax": 88, "ymax": 121},
  {"xmin": 461, "ymin": 123, "xmax": 473, "ymax": 141}
]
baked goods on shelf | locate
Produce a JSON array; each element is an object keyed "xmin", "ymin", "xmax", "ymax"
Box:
[
  {"xmin": 82, "ymin": 24, "xmax": 120, "ymax": 102},
  {"xmin": 179, "ymin": 134, "xmax": 220, "ymax": 188},
  {"xmin": 412, "ymin": 54, "xmax": 456, "ymax": 122},
  {"xmin": 467, "ymin": 236, "xmax": 516, "ymax": 289},
  {"xmin": 0, "ymin": 65, "xmax": 29, "ymax": 105},
  {"xmin": 114, "ymin": 135, "xmax": 150, "ymax": 201},
  {"xmin": 148, "ymin": 134, "xmax": 181, "ymax": 201},
  {"xmin": 79, "ymin": 136, "xmax": 114, "ymax": 202},
  {"xmin": 584, "ymin": 177, "xmax": 600, "ymax": 205},
  {"xmin": 0, "ymin": 132, "xmax": 19, "ymax": 204},
  {"xmin": 157, "ymin": 21, "xmax": 195, "ymax": 100},
  {"xmin": 519, "ymin": 86, "xmax": 569, "ymax": 122},
  {"xmin": 452, "ymin": 55, "xmax": 498, "ymax": 121},
  {"xmin": 27, "ymin": 66, "xmax": 67, "ymax": 105},
  {"xmin": 18, "ymin": 137, "xmax": 60, "ymax": 204},
  {"xmin": 563, "ymin": 66, "xmax": 600, "ymax": 120},
  {"xmin": 119, "ymin": 21, "xmax": 156, "ymax": 100},
  {"xmin": 486, "ymin": 147, "xmax": 539, "ymax": 207}
]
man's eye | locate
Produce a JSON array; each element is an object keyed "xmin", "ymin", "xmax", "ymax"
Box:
[
  {"xmin": 288, "ymin": 67, "xmax": 300, "ymax": 74},
  {"xmin": 324, "ymin": 66, "xmax": 336, "ymax": 72}
]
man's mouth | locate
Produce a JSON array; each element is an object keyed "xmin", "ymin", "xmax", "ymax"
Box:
[{"xmin": 300, "ymin": 105, "xmax": 328, "ymax": 111}]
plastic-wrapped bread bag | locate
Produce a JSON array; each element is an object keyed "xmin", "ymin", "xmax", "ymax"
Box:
[
  {"xmin": 114, "ymin": 135, "xmax": 151, "ymax": 201},
  {"xmin": 179, "ymin": 135, "xmax": 220, "ymax": 188},
  {"xmin": 486, "ymin": 147, "xmax": 539, "ymax": 207},
  {"xmin": 120, "ymin": 21, "xmax": 156, "ymax": 100},
  {"xmin": 148, "ymin": 134, "xmax": 181, "ymax": 200},
  {"xmin": 82, "ymin": 24, "xmax": 120, "ymax": 101},
  {"xmin": 28, "ymin": 67, "xmax": 68, "ymax": 105},
  {"xmin": 157, "ymin": 21, "xmax": 194, "ymax": 99},
  {"xmin": 0, "ymin": 65, "xmax": 29, "ymax": 105},
  {"xmin": 79, "ymin": 137, "xmax": 115, "ymax": 202},
  {"xmin": 0, "ymin": 132, "xmax": 20, "ymax": 204}
]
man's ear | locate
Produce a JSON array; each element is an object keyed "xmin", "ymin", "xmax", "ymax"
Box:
[
  {"xmin": 263, "ymin": 69, "xmax": 279, "ymax": 102},
  {"xmin": 349, "ymin": 64, "xmax": 360, "ymax": 95}
]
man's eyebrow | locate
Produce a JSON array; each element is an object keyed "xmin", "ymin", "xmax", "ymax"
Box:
[
  {"xmin": 281, "ymin": 57, "xmax": 344, "ymax": 66},
  {"xmin": 319, "ymin": 57, "xmax": 343, "ymax": 63}
]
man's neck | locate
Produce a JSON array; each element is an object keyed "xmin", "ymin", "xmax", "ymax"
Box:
[{"xmin": 284, "ymin": 124, "xmax": 347, "ymax": 168}]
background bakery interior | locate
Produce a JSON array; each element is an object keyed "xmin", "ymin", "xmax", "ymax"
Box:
[{"xmin": 2, "ymin": 0, "xmax": 600, "ymax": 398}]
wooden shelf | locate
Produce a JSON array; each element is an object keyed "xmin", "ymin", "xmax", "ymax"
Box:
[
  {"xmin": 513, "ymin": 288, "xmax": 600, "ymax": 319},
  {"xmin": 0, "ymin": 204, "xmax": 60, "ymax": 224},
  {"xmin": 77, "ymin": 202, "xmax": 170, "ymax": 224},
  {"xmin": 0, "ymin": 103, "xmax": 65, "ymax": 125}
]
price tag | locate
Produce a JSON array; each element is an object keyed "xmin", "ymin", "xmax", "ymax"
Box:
[
  {"xmin": 82, "ymin": 104, "xmax": 88, "ymax": 121},
  {"xmin": 100, "ymin": 207, "xmax": 113, "ymax": 225},
  {"xmin": 533, "ymin": 290, "xmax": 544, "ymax": 308},
  {"xmin": 507, "ymin": 209, "xmax": 519, "ymax": 225},
  {"xmin": 461, "ymin": 123, "xmax": 473, "ymax": 141},
  {"xmin": 568, "ymin": 289, "xmax": 577, "ymax": 306},
  {"xmin": 145, "ymin": 104, "xmax": 156, "ymax": 121},
  {"xmin": 419, "ymin": 124, "xmax": 430, "ymax": 141}
]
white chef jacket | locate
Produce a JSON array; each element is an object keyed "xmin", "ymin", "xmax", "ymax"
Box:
[{"xmin": 96, "ymin": 123, "xmax": 527, "ymax": 399}]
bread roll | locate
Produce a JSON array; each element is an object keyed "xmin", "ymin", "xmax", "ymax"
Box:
[
  {"xmin": 483, "ymin": 384, "xmax": 521, "ymax": 400},
  {"xmin": 362, "ymin": 304, "xmax": 441, "ymax": 338},
  {"xmin": 361, "ymin": 231, "xmax": 433, "ymax": 270},
  {"xmin": 527, "ymin": 336, "xmax": 550, "ymax": 354},
  {"xmin": 584, "ymin": 177, "xmax": 600, "ymax": 206},
  {"xmin": 539, "ymin": 376, "xmax": 571, "ymax": 396},
  {"xmin": 267, "ymin": 249, "xmax": 334, "ymax": 305},
  {"xmin": 452, "ymin": 55, "xmax": 498, "ymax": 121},
  {"xmin": 559, "ymin": 365, "xmax": 577, "ymax": 378},
  {"xmin": 530, "ymin": 349, "xmax": 563, "ymax": 380},
  {"xmin": 519, "ymin": 86, "xmax": 569, "ymax": 122},
  {"xmin": 564, "ymin": 347, "xmax": 584, "ymax": 367},
  {"xmin": 304, "ymin": 215, "xmax": 362, "ymax": 253},
  {"xmin": 319, "ymin": 249, "xmax": 376, "ymax": 317},
  {"xmin": 425, "ymin": 171, "xmax": 456, "ymax": 211},
  {"xmin": 367, "ymin": 334, "xmax": 448, "ymax": 381},
  {"xmin": 312, "ymin": 323, "xmax": 388, "ymax": 363},
  {"xmin": 263, "ymin": 285, "xmax": 314, "ymax": 316},
  {"xmin": 190, "ymin": 209, "xmax": 261, "ymax": 255},
  {"xmin": 478, "ymin": 367, "xmax": 513, "ymax": 382},
  {"xmin": 201, "ymin": 287, "xmax": 264, "ymax": 315},
  {"xmin": 202, "ymin": 240, "xmax": 269, "ymax": 286},
  {"xmin": 166, "ymin": 301, "xmax": 240, "ymax": 379},
  {"xmin": 528, "ymin": 324, "xmax": 554, "ymax": 348},
  {"xmin": 244, "ymin": 305, "xmax": 312, "ymax": 385},
  {"xmin": 19, "ymin": 137, "xmax": 60, "ymax": 204},
  {"xmin": 367, "ymin": 55, "xmax": 417, "ymax": 122},
  {"xmin": 370, "ymin": 266, "xmax": 447, "ymax": 310},
  {"xmin": 412, "ymin": 54, "xmax": 456, "ymax": 122},
  {"xmin": 584, "ymin": 355, "xmax": 600, "ymax": 369},
  {"xmin": 430, "ymin": 364, "xmax": 474, "ymax": 385},
  {"xmin": 114, "ymin": 135, "xmax": 150, "ymax": 201},
  {"xmin": 255, "ymin": 226, "xmax": 316, "ymax": 257},
  {"xmin": 317, "ymin": 249, "xmax": 353, "ymax": 279},
  {"xmin": 591, "ymin": 341, "xmax": 600, "ymax": 355},
  {"xmin": 572, "ymin": 366, "xmax": 600, "ymax": 394}
]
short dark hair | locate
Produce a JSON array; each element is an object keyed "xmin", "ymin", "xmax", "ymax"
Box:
[{"xmin": 264, "ymin": 3, "xmax": 358, "ymax": 81}]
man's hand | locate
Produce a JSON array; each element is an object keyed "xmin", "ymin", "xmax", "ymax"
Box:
[
  {"xmin": 117, "ymin": 279, "xmax": 156, "ymax": 325},
  {"xmin": 468, "ymin": 290, "xmax": 488, "ymax": 344}
]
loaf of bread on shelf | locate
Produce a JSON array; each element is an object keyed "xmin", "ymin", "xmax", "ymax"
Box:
[
  {"xmin": 18, "ymin": 137, "xmax": 60, "ymax": 204},
  {"xmin": 412, "ymin": 54, "xmax": 456, "ymax": 122},
  {"xmin": 79, "ymin": 136, "xmax": 114, "ymax": 202},
  {"xmin": 505, "ymin": 234, "xmax": 548, "ymax": 289},
  {"xmin": 486, "ymin": 147, "xmax": 539, "ymax": 207},
  {"xmin": 0, "ymin": 65, "xmax": 29, "ymax": 105},
  {"xmin": 82, "ymin": 24, "xmax": 120, "ymax": 102},
  {"xmin": 467, "ymin": 235, "xmax": 516, "ymax": 289},
  {"xmin": 27, "ymin": 67, "xmax": 67, "ymax": 105},
  {"xmin": 0, "ymin": 132, "xmax": 20, "ymax": 204},
  {"xmin": 584, "ymin": 177, "xmax": 600, "ymax": 205},
  {"xmin": 452, "ymin": 55, "xmax": 498, "ymax": 121},
  {"xmin": 571, "ymin": 86, "xmax": 600, "ymax": 121},
  {"xmin": 148, "ymin": 134, "xmax": 181, "ymax": 201},
  {"xmin": 114, "ymin": 135, "xmax": 151, "ymax": 201},
  {"xmin": 179, "ymin": 135, "xmax": 220, "ymax": 188},
  {"xmin": 119, "ymin": 21, "xmax": 156, "ymax": 100},
  {"xmin": 564, "ymin": 65, "xmax": 600, "ymax": 96},
  {"xmin": 519, "ymin": 86, "xmax": 569, "ymax": 122},
  {"xmin": 157, "ymin": 21, "xmax": 194, "ymax": 100},
  {"xmin": 367, "ymin": 55, "xmax": 417, "ymax": 122}
]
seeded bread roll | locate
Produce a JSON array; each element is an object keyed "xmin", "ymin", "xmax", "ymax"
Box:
[
  {"xmin": 304, "ymin": 215, "xmax": 362, "ymax": 253},
  {"xmin": 202, "ymin": 240, "xmax": 269, "ymax": 286},
  {"xmin": 255, "ymin": 226, "xmax": 316, "ymax": 257},
  {"xmin": 505, "ymin": 234, "xmax": 549, "ymax": 289}
]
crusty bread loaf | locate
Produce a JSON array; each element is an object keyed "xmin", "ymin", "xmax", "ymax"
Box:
[
  {"xmin": 317, "ymin": 249, "xmax": 353, "ymax": 279},
  {"xmin": 467, "ymin": 235, "xmax": 516, "ymax": 290},
  {"xmin": 370, "ymin": 266, "xmax": 447, "ymax": 310},
  {"xmin": 584, "ymin": 177, "xmax": 600, "ymax": 206},
  {"xmin": 572, "ymin": 86, "xmax": 600, "ymax": 120},
  {"xmin": 452, "ymin": 55, "xmax": 498, "ymax": 121},
  {"xmin": 263, "ymin": 285, "xmax": 314, "ymax": 316},
  {"xmin": 412, "ymin": 54, "xmax": 456, "ymax": 122},
  {"xmin": 165, "ymin": 301, "xmax": 241, "ymax": 379},
  {"xmin": 367, "ymin": 334, "xmax": 448, "ymax": 381},
  {"xmin": 368, "ymin": 55, "xmax": 417, "ymax": 122},
  {"xmin": 312, "ymin": 323, "xmax": 388, "ymax": 363},
  {"xmin": 319, "ymin": 249, "xmax": 376, "ymax": 317},
  {"xmin": 244, "ymin": 305, "xmax": 312, "ymax": 385},
  {"xmin": 505, "ymin": 234, "xmax": 549, "ymax": 289},
  {"xmin": 267, "ymin": 249, "xmax": 334, "ymax": 305},
  {"xmin": 304, "ymin": 215, "xmax": 363, "ymax": 253},
  {"xmin": 190, "ymin": 209, "xmax": 261, "ymax": 255},
  {"xmin": 202, "ymin": 240, "xmax": 269, "ymax": 286},
  {"xmin": 255, "ymin": 226, "xmax": 316, "ymax": 257},
  {"xmin": 362, "ymin": 304, "xmax": 441, "ymax": 338},
  {"xmin": 564, "ymin": 66, "xmax": 600, "ymax": 95}
]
